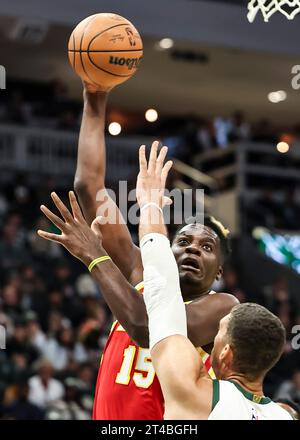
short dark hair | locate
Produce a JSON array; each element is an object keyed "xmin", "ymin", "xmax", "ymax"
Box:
[
  {"xmin": 226, "ymin": 303, "xmax": 286, "ymax": 380},
  {"xmin": 174, "ymin": 214, "xmax": 231, "ymax": 261}
]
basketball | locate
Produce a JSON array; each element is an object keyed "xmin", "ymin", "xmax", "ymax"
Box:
[{"xmin": 68, "ymin": 13, "xmax": 143, "ymax": 91}]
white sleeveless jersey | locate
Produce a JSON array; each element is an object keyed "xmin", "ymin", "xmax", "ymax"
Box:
[{"xmin": 209, "ymin": 380, "xmax": 293, "ymax": 420}]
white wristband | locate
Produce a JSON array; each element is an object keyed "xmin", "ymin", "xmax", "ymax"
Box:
[{"xmin": 140, "ymin": 202, "xmax": 163, "ymax": 215}]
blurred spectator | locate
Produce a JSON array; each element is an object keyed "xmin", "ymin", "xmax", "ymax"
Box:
[
  {"xmin": 46, "ymin": 377, "xmax": 90, "ymax": 420},
  {"xmin": 4, "ymin": 91, "xmax": 33, "ymax": 125},
  {"xmin": 275, "ymin": 370, "xmax": 300, "ymax": 405},
  {"xmin": 41, "ymin": 327, "xmax": 88, "ymax": 371},
  {"xmin": 222, "ymin": 268, "xmax": 247, "ymax": 303},
  {"xmin": 263, "ymin": 277, "xmax": 298, "ymax": 333},
  {"xmin": 213, "ymin": 116, "xmax": 232, "ymax": 148},
  {"xmin": 0, "ymin": 383, "xmax": 45, "ymax": 420},
  {"xmin": 280, "ymin": 189, "xmax": 300, "ymax": 230},
  {"xmin": 228, "ymin": 111, "xmax": 251, "ymax": 142},
  {"xmin": 28, "ymin": 359, "xmax": 64, "ymax": 409}
]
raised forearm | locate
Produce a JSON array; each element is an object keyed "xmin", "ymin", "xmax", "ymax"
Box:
[
  {"xmin": 139, "ymin": 205, "xmax": 168, "ymax": 241},
  {"xmin": 89, "ymin": 253, "xmax": 149, "ymax": 347},
  {"xmin": 74, "ymin": 91, "xmax": 108, "ymax": 223}
]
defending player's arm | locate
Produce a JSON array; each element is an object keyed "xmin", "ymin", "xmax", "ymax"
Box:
[
  {"xmin": 141, "ymin": 240, "xmax": 212, "ymax": 419},
  {"xmin": 74, "ymin": 85, "xmax": 142, "ymax": 284},
  {"xmin": 138, "ymin": 151, "xmax": 212, "ymax": 418}
]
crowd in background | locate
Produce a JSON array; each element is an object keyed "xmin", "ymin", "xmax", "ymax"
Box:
[
  {"xmin": 0, "ymin": 79, "xmax": 300, "ymax": 419},
  {"xmin": 1, "ymin": 78, "xmax": 300, "ymax": 156}
]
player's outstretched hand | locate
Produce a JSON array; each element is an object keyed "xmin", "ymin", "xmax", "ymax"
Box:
[
  {"xmin": 136, "ymin": 141, "xmax": 173, "ymax": 209},
  {"xmin": 37, "ymin": 191, "xmax": 104, "ymax": 266}
]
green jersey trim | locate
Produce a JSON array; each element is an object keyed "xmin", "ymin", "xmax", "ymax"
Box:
[
  {"xmin": 212, "ymin": 380, "xmax": 220, "ymax": 410},
  {"xmin": 229, "ymin": 380, "xmax": 272, "ymax": 404}
]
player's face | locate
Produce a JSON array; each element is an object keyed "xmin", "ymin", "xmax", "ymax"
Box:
[
  {"xmin": 211, "ymin": 314, "xmax": 231, "ymax": 379},
  {"xmin": 172, "ymin": 224, "xmax": 222, "ymax": 292}
]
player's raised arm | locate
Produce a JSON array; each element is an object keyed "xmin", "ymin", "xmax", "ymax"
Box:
[
  {"xmin": 138, "ymin": 144, "xmax": 212, "ymax": 419},
  {"xmin": 74, "ymin": 84, "xmax": 142, "ymax": 284},
  {"xmin": 37, "ymin": 190, "xmax": 149, "ymax": 346}
]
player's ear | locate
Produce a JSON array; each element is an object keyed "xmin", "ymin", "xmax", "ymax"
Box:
[
  {"xmin": 220, "ymin": 344, "xmax": 233, "ymax": 370},
  {"xmin": 215, "ymin": 266, "xmax": 223, "ymax": 281}
]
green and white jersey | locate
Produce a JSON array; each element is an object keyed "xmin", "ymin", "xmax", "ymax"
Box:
[{"xmin": 209, "ymin": 380, "xmax": 293, "ymax": 420}]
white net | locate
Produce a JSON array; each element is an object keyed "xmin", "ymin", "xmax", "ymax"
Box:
[{"xmin": 248, "ymin": 0, "xmax": 300, "ymax": 22}]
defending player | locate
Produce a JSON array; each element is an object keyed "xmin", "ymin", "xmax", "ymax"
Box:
[{"xmin": 136, "ymin": 146, "xmax": 293, "ymax": 420}]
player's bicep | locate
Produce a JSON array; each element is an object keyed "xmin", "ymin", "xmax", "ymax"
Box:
[
  {"xmin": 186, "ymin": 294, "xmax": 239, "ymax": 347},
  {"xmin": 151, "ymin": 335, "xmax": 207, "ymax": 406}
]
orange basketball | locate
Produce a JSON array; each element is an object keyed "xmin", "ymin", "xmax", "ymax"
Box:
[{"xmin": 68, "ymin": 13, "xmax": 143, "ymax": 91}]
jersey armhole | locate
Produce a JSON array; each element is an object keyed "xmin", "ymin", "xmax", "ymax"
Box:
[{"xmin": 212, "ymin": 380, "xmax": 220, "ymax": 411}]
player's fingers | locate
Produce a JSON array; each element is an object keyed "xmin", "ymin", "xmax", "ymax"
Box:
[
  {"xmin": 139, "ymin": 145, "xmax": 147, "ymax": 176},
  {"xmin": 155, "ymin": 146, "xmax": 168, "ymax": 175},
  {"xmin": 148, "ymin": 141, "xmax": 159, "ymax": 174},
  {"xmin": 40, "ymin": 205, "xmax": 65, "ymax": 231},
  {"xmin": 69, "ymin": 191, "xmax": 85, "ymax": 222},
  {"xmin": 37, "ymin": 229, "xmax": 64, "ymax": 244},
  {"xmin": 161, "ymin": 160, "xmax": 173, "ymax": 189},
  {"xmin": 51, "ymin": 192, "xmax": 74, "ymax": 223}
]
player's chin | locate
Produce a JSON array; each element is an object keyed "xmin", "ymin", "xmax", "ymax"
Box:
[{"xmin": 179, "ymin": 269, "xmax": 204, "ymax": 283}]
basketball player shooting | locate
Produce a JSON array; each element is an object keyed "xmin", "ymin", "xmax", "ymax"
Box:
[
  {"xmin": 136, "ymin": 146, "xmax": 293, "ymax": 420},
  {"xmin": 38, "ymin": 138, "xmax": 237, "ymax": 420},
  {"xmin": 73, "ymin": 86, "xmax": 239, "ymax": 419}
]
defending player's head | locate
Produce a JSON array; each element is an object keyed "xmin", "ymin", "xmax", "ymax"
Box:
[
  {"xmin": 211, "ymin": 303, "xmax": 286, "ymax": 381},
  {"xmin": 172, "ymin": 214, "xmax": 231, "ymax": 297}
]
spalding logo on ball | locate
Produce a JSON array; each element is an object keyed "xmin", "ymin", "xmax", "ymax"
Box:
[{"xmin": 68, "ymin": 13, "xmax": 143, "ymax": 91}]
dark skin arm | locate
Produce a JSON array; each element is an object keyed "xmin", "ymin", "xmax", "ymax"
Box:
[
  {"xmin": 38, "ymin": 191, "xmax": 239, "ymax": 348},
  {"xmin": 74, "ymin": 85, "xmax": 142, "ymax": 284}
]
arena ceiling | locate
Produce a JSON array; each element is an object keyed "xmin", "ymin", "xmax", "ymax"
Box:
[{"xmin": 0, "ymin": 1, "xmax": 300, "ymax": 125}]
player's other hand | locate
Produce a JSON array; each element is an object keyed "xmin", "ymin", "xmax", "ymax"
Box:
[
  {"xmin": 136, "ymin": 141, "xmax": 173, "ymax": 209},
  {"xmin": 37, "ymin": 191, "xmax": 105, "ymax": 267}
]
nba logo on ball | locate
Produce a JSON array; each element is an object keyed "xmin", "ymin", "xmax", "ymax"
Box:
[{"xmin": 68, "ymin": 13, "xmax": 143, "ymax": 92}]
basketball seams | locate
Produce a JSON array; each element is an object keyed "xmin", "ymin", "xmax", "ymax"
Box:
[
  {"xmin": 79, "ymin": 15, "xmax": 100, "ymax": 87},
  {"xmin": 72, "ymin": 33, "xmax": 76, "ymax": 69},
  {"xmin": 69, "ymin": 49, "xmax": 143, "ymax": 53}
]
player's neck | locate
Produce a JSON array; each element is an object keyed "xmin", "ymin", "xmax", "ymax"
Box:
[
  {"xmin": 181, "ymin": 282, "xmax": 210, "ymax": 301},
  {"xmin": 226, "ymin": 374, "xmax": 264, "ymax": 396}
]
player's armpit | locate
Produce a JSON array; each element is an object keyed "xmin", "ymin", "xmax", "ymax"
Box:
[{"xmin": 186, "ymin": 293, "xmax": 239, "ymax": 348}]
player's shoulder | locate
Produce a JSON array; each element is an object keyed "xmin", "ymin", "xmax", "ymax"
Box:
[
  {"xmin": 268, "ymin": 402, "xmax": 294, "ymax": 420},
  {"xmin": 192, "ymin": 291, "xmax": 239, "ymax": 312},
  {"xmin": 213, "ymin": 292, "xmax": 240, "ymax": 307}
]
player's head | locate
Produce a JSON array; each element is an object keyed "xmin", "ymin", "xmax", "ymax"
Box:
[
  {"xmin": 211, "ymin": 303, "xmax": 286, "ymax": 381},
  {"xmin": 171, "ymin": 215, "xmax": 231, "ymax": 295}
]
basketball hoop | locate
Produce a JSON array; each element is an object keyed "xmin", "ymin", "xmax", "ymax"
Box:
[{"xmin": 248, "ymin": 0, "xmax": 300, "ymax": 22}]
